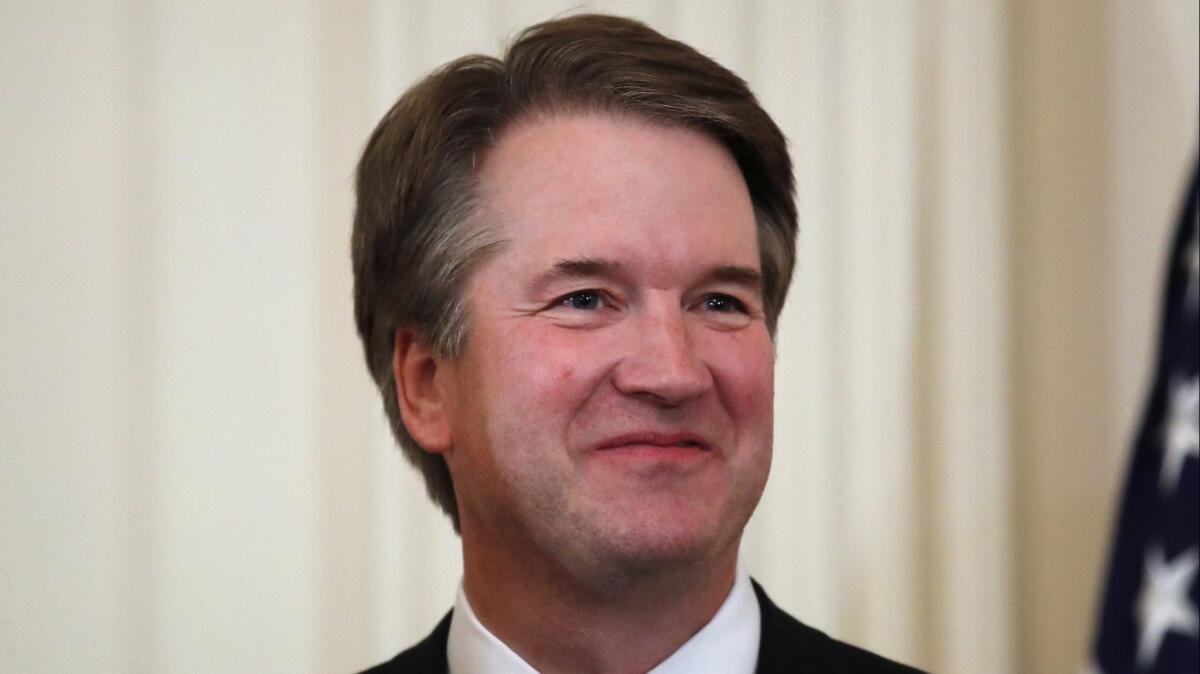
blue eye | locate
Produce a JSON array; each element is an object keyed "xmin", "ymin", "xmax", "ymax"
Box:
[
  {"xmin": 562, "ymin": 290, "xmax": 602, "ymax": 310},
  {"xmin": 704, "ymin": 294, "xmax": 746, "ymax": 313}
]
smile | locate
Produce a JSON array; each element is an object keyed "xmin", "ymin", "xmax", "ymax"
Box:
[{"xmin": 594, "ymin": 432, "xmax": 712, "ymax": 453}]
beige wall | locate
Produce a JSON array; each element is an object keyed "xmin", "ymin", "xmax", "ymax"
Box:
[{"xmin": 1, "ymin": 1, "xmax": 1195, "ymax": 673}]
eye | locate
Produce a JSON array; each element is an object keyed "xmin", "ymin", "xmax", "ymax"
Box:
[
  {"xmin": 543, "ymin": 288, "xmax": 620, "ymax": 328},
  {"xmin": 703, "ymin": 294, "xmax": 747, "ymax": 313},
  {"xmin": 559, "ymin": 290, "xmax": 605, "ymax": 311}
]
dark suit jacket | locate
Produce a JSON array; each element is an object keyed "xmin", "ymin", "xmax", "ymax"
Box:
[{"xmin": 360, "ymin": 581, "xmax": 924, "ymax": 673}]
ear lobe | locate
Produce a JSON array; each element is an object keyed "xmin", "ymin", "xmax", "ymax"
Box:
[{"xmin": 392, "ymin": 329, "xmax": 452, "ymax": 454}]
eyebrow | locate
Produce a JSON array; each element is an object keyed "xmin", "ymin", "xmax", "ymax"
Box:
[
  {"xmin": 525, "ymin": 257, "xmax": 764, "ymax": 296},
  {"xmin": 524, "ymin": 257, "xmax": 625, "ymax": 295},
  {"xmin": 547, "ymin": 257, "xmax": 622, "ymax": 279},
  {"xmin": 703, "ymin": 265, "xmax": 764, "ymax": 295}
]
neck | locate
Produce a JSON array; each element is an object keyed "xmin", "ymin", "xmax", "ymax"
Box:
[{"xmin": 460, "ymin": 527, "xmax": 740, "ymax": 674}]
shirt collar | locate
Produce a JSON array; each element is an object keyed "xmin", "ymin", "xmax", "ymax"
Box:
[{"xmin": 446, "ymin": 554, "xmax": 761, "ymax": 674}]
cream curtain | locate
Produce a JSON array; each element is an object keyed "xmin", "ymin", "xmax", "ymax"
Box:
[{"xmin": 2, "ymin": 1, "xmax": 1196, "ymax": 673}]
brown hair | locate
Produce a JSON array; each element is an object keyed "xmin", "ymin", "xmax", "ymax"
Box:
[{"xmin": 352, "ymin": 13, "xmax": 797, "ymax": 531}]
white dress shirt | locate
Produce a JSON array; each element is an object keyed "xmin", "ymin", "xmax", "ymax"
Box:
[{"xmin": 446, "ymin": 555, "xmax": 761, "ymax": 673}]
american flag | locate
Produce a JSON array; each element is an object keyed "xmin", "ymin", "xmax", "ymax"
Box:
[{"xmin": 1092, "ymin": 162, "xmax": 1199, "ymax": 673}]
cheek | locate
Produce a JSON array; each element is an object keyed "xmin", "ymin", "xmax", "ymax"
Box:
[
  {"xmin": 709, "ymin": 330, "xmax": 775, "ymax": 419},
  {"xmin": 477, "ymin": 324, "xmax": 613, "ymax": 419}
]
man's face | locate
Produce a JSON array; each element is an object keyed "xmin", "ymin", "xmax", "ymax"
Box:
[{"xmin": 438, "ymin": 112, "xmax": 774, "ymax": 582}]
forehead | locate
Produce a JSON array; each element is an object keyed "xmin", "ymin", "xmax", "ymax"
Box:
[{"xmin": 474, "ymin": 112, "xmax": 759, "ymax": 270}]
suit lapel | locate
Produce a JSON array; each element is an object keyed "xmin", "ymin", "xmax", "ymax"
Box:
[
  {"xmin": 753, "ymin": 580, "xmax": 832, "ymax": 673},
  {"xmin": 359, "ymin": 610, "xmax": 451, "ymax": 673}
]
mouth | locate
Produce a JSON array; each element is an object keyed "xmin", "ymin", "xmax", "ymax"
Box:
[{"xmin": 594, "ymin": 432, "xmax": 712, "ymax": 453}]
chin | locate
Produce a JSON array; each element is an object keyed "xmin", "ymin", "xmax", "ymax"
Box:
[{"xmin": 587, "ymin": 506, "xmax": 737, "ymax": 575}]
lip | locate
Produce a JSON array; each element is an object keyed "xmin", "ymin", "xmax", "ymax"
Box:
[{"xmin": 594, "ymin": 432, "xmax": 712, "ymax": 453}]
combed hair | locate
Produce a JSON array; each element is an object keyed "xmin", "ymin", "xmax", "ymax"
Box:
[{"xmin": 352, "ymin": 14, "xmax": 797, "ymax": 531}]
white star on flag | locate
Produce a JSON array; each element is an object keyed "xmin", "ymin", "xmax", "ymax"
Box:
[
  {"xmin": 1135, "ymin": 545, "xmax": 1199, "ymax": 669},
  {"xmin": 1160, "ymin": 375, "xmax": 1199, "ymax": 495}
]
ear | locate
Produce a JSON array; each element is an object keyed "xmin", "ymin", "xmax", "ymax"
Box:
[{"xmin": 392, "ymin": 328, "xmax": 452, "ymax": 454}]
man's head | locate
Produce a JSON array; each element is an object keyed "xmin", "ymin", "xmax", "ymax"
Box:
[{"xmin": 352, "ymin": 14, "xmax": 796, "ymax": 539}]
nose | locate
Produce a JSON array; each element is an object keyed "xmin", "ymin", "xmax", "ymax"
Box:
[{"xmin": 612, "ymin": 305, "xmax": 713, "ymax": 406}]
